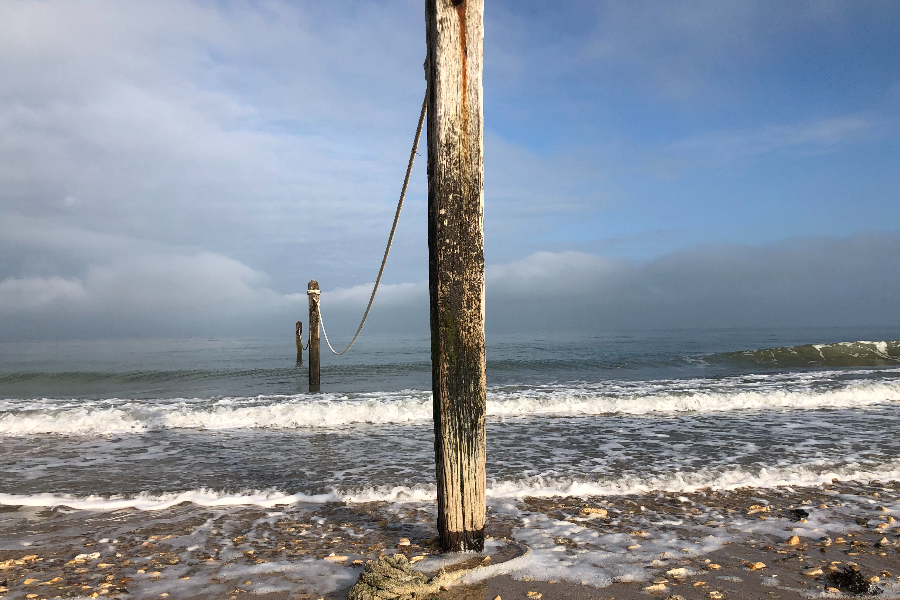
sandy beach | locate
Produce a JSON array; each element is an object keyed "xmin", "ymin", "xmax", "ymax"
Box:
[{"xmin": 2, "ymin": 480, "xmax": 899, "ymax": 600}]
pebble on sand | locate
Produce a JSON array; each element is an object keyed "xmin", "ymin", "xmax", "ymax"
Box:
[
  {"xmin": 746, "ymin": 562, "xmax": 766, "ymax": 571},
  {"xmin": 786, "ymin": 535, "xmax": 800, "ymax": 545}
]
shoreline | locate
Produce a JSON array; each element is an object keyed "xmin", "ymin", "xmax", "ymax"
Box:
[{"xmin": 1, "ymin": 481, "xmax": 898, "ymax": 599}]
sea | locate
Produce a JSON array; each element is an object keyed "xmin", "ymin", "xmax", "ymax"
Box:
[{"xmin": 2, "ymin": 326, "xmax": 899, "ymax": 506}]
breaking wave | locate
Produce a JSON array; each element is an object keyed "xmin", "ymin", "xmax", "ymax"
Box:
[
  {"xmin": 715, "ymin": 340, "xmax": 900, "ymax": 367},
  {"xmin": 1, "ymin": 373, "xmax": 898, "ymax": 435}
]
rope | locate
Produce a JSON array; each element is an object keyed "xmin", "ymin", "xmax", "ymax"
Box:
[{"xmin": 318, "ymin": 92, "xmax": 427, "ymax": 356}]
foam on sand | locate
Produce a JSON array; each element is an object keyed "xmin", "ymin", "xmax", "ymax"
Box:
[{"xmin": 0, "ymin": 489, "xmax": 339, "ymax": 511}]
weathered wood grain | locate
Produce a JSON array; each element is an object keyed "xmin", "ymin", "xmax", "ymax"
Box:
[{"xmin": 425, "ymin": 0, "xmax": 486, "ymax": 552}]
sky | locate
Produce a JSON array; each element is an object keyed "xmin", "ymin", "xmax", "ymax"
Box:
[{"xmin": 1, "ymin": 0, "xmax": 899, "ymax": 340}]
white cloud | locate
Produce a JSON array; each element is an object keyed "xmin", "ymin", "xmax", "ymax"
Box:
[
  {"xmin": 324, "ymin": 281, "xmax": 426, "ymax": 309},
  {"xmin": 0, "ymin": 277, "xmax": 86, "ymax": 311},
  {"xmin": 0, "ymin": 215, "xmax": 306, "ymax": 338},
  {"xmin": 488, "ymin": 251, "xmax": 627, "ymax": 297},
  {"xmin": 0, "ymin": 0, "xmax": 428, "ymax": 290},
  {"xmin": 1, "ymin": 230, "xmax": 898, "ymax": 339},
  {"xmin": 82, "ymin": 251, "xmax": 300, "ymax": 318},
  {"xmin": 1, "ymin": 0, "xmax": 897, "ymax": 341},
  {"xmin": 484, "ymin": 231, "xmax": 900, "ymax": 331},
  {"xmin": 296, "ymin": 232, "xmax": 900, "ymax": 334}
]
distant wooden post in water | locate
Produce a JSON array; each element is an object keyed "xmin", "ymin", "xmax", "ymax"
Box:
[
  {"xmin": 426, "ymin": 0, "xmax": 486, "ymax": 552},
  {"xmin": 307, "ymin": 280, "xmax": 320, "ymax": 392},
  {"xmin": 295, "ymin": 321, "xmax": 303, "ymax": 364}
]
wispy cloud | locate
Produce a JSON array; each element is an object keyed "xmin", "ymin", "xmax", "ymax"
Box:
[
  {"xmin": 491, "ymin": 1, "xmax": 866, "ymax": 104},
  {"xmin": 674, "ymin": 115, "xmax": 877, "ymax": 158},
  {"xmin": 649, "ymin": 114, "xmax": 880, "ymax": 176}
]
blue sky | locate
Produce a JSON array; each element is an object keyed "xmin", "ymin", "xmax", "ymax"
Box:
[
  {"xmin": 483, "ymin": 1, "xmax": 900, "ymax": 259},
  {"xmin": 0, "ymin": 0, "xmax": 898, "ymax": 339}
]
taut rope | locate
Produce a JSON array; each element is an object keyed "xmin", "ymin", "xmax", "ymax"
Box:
[{"xmin": 318, "ymin": 92, "xmax": 427, "ymax": 355}]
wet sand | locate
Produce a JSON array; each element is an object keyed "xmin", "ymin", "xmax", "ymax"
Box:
[{"xmin": 1, "ymin": 480, "xmax": 899, "ymax": 600}]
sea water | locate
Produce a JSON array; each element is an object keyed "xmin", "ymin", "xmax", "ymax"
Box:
[{"xmin": 2, "ymin": 326, "xmax": 899, "ymax": 506}]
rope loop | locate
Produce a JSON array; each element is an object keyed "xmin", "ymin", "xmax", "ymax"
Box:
[{"xmin": 317, "ymin": 91, "xmax": 427, "ymax": 356}]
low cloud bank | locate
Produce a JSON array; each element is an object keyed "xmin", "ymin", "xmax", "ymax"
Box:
[
  {"xmin": 346, "ymin": 230, "xmax": 900, "ymax": 334},
  {"xmin": 1, "ymin": 230, "xmax": 897, "ymax": 340},
  {"xmin": 0, "ymin": 251, "xmax": 303, "ymax": 340},
  {"xmin": 486, "ymin": 230, "xmax": 899, "ymax": 331}
]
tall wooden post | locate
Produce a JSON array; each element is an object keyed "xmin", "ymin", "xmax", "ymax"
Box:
[
  {"xmin": 426, "ymin": 0, "xmax": 486, "ymax": 552},
  {"xmin": 307, "ymin": 280, "xmax": 320, "ymax": 392},
  {"xmin": 295, "ymin": 321, "xmax": 303, "ymax": 364}
]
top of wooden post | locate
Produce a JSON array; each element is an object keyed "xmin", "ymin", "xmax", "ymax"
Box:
[{"xmin": 307, "ymin": 280, "xmax": 319, "ymax": 294}]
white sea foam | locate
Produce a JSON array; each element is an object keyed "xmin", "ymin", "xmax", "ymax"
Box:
[
  {"xmin": 0, "ymin": 406, "xmax": 147, "ymax": 435},
  {"xmin": 1, "ymin": 375, "xmax": 898, "ymax": 434},
  {"xmin": 486, "ymin": 380, "xmax": 900, "ymax": 417},
  {"xmin": 2, "ymin": 462, "xmax": 898, "ymax": 510},
  {"xmin": 484, "ymin": 461, "xmax": 900, "ymax": 499},
  {"xmin": 0, "ymin": 488, "xmax": 339, "ymax": 511}
]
